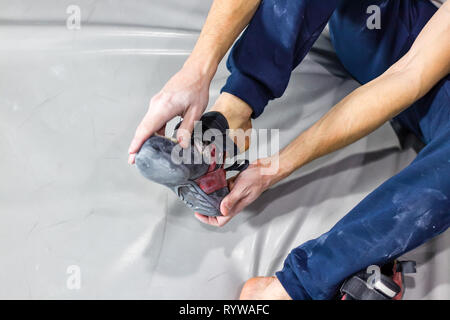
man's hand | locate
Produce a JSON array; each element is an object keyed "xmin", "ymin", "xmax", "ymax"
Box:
[
  {"xmin": 128, "ymin": 62, "xmax": 212, "ymax": 164},
  {"xmin": 128, "ymin": 0, "xmax": 261, "ymax": 164},
  {"xmin": 195, "ymin": 157, "xmax": 277, "ymax": 227}
]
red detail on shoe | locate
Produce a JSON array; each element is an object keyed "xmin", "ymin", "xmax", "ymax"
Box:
[
  {"xmin": 194, "ymin": 143, "xmax": 228, "ymax": 194},
  {"xmin": 392, "ymin": 261, "xmax": 404, "ymax": 300},
  {"xmin": 195, "ymin": 168, "xmax": 227, "ymax": 194}
]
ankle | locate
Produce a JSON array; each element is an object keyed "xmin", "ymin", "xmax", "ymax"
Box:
[
  {"xmin": 212, "ymin": 93, "xmax": 252, "ymax": 130},
  {"xmin": 211, "ymin": 93, "xmax": 253, "ymax": 152},
  {"xmin": 240, "ymin": 276, "xmax": 292, "ymax": 300}
]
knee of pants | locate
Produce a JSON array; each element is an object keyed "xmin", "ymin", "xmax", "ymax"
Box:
[{"xmin": 278, "ymin": 128, "xmax": 450, "ymax": 300}]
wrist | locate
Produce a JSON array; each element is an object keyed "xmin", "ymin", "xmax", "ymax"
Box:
[
  {"xmin": 256, "ymin": 155, "xmax": 287, "ymax": 189},
  {"xmin": 213, "ymin": 93, "xmax": 253, "ymax": 129},
  {"xmin": 276, "ymin": 131, "xmax": 316, "ymax": 178},
  {"xmin": 184, "ymin": 50, "xmax": 219, "ymax": 80},
  {"xmin": 266, "ymin": 152, "xmax": 299, "ymax": 186}
]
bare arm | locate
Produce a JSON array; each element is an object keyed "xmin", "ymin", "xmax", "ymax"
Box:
[
  {"xmin": 129, "ymin": 0, "xmax": 260, "ymax": 162},
  {"xmin": 274, "ymin": 2, "xmax": 450, "ymax": 183},
  {"xmin": 188, "ymin": 0, "xmax": 261, "ymax": 76}
]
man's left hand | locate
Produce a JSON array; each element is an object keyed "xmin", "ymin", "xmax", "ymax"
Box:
[{"xmin": 194, "ymin": 158, "xmax": 277, "ymax": 227}]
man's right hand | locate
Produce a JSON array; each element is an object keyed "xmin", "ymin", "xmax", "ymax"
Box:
[
  {"xmin": 128, "ymin": 0, "xmax": 262, "ymax": 164},
  {"xmin": 128, "ymin": 61, "xmax": 213, "ymax": 164}
]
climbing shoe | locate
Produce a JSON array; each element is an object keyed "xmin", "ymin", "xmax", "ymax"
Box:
[{"xmin": 135, "ymin": 112, "xmax": 248, "ymax": 216}]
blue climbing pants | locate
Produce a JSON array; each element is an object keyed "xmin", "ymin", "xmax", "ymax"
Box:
[{"xmin": 222, "ymin": 0, "xmax": 450, "ymax": 299}]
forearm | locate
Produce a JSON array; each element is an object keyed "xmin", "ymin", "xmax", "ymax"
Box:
[
  {"xmin": 184, "ymin": 0, "xmax": 260, "ymax": 78},
  {"xmin": 276, "ymin": 68, "xmax": 420, "ymax": 182},
  {"xmin": 270, "ymin": 3, "xmax": 450, "ymax": 184}
]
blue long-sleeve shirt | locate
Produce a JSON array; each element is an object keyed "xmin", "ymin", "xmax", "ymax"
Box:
[{"xmin": 221, "ymin": 0, "xmax": 339, "ymax": 118}]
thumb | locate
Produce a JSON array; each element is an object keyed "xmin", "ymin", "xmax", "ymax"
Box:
[{"xmin": 220, "ymin": 187, "xmax": 242, "ymax": 216}]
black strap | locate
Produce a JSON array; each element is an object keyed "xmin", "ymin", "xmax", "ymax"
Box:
[
  {"xmin": 225, "ymin": 160, "xmax": 250, "ymax": 172},
  {"xmin": 398, "ymin": 261, "xmax": 416, "ymax": 274},
  {"xmin": 341, "ymin": 276, "xmax": 389, "ymax": 300},
  {"xmin": 174, "ymin": 119, "xmax": 240, "ymax": 157}
]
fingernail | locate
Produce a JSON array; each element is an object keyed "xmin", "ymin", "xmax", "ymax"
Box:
[{"xmin": 180, "ymin": 138, "xmax": 189, "ymax": 149}]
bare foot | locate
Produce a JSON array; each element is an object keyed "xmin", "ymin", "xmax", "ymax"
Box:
[{"xmin": 239, "ymin": 276, "xmax": 292, "ymax": 300}]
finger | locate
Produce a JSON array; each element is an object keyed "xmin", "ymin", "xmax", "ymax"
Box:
[
  {"xmin": 229, "ymin": 197, "xmax": 251, "ymax": 217},
  {"xmin": 129, "ymin": 124, "xmax": 166, "ymax": 165},
  {"xmin": 129, "ymin": 107, "xmax": 171, "ymax": 154},
  {"xmin": 176, "ymin": 108, "xmax": 200, "ymax": 148},
  {"xmin": 215, "ymin": 215, "xmax": 233, "ymax": 227},
  {"xmin": 227, "ymin": 176, "xmax": 238, "ymax": 190},
  {"xmin": 128, "ymin": 117, "xmax": 159, "ymax": 154},
  {"xmin": 220, "ymin": 184, "xmax": 245, "ymax": 216},
  {"xmin": 194, "ymin": 212, "xmax": 210, "ymax": 224},
  {"xmin": 208, "ymin": 216, "xmax": 221, "ymax": 227},
  {"xmin": 195, "ymin": 213, "xmax": 221, "ymax": 226},
  {"xmin": 156, "ymin": 124, "xmax": 166, "ymax": 136},
  {"xmin": 128, "ymin": 153, "xmax": 136, "ymax": 165}
]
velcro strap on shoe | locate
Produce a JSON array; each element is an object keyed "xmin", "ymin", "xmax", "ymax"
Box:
[
  {"xmin": 398, "ymin": 261, "xmax": 416, "ymax": 274},
  {"xmin": 340, "ymin": 260, "xmax": 416, "ymax": 300},
  {"xmin": 341, "ymin": 276, "xmax": 389, "ymax": 300}
]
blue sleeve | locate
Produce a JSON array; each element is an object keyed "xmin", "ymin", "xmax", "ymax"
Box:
[{"xmin": 221, "ymin": 0, "xmax": 340, "ymax": 118}]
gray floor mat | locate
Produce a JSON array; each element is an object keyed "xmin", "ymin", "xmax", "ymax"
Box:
[{"xmin": 0, "ymin": 0, "xmax": 448, "ymax": 299}]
